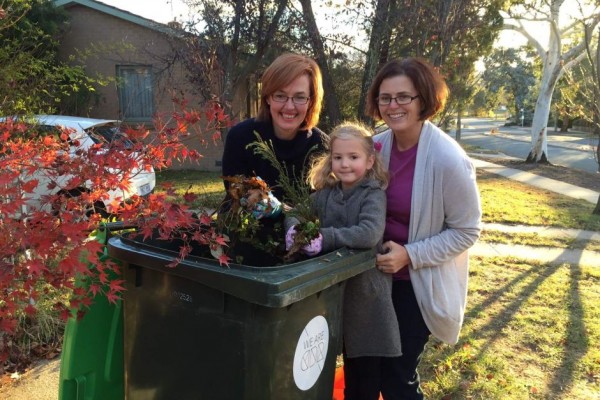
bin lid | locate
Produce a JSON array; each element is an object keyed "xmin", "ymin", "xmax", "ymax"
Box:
[{"xmin": 108, "ymin": 235, "xmax": 376, "ymax": 308}]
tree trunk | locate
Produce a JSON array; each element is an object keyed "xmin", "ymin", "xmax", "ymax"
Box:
[
  {"xmin": 455, "ymin": 110, "xmax": 462, "ymax": 141},
  {"xmin": 219, "ymin": 0, "xmax": 244, "ymax": 110},
  {"xmin": 220, "ymin": 0, "xmax": 289, "ymax": 116},
  {"xmin": 594, "ymin": 123, "xmax": 600, "ymax": 215},
  {"xmin": 357, "ymin": 0, "xmax": 391, "ymax": 124},
  {"xmin": 560, "ymin": 112, "xmax": 569, "ymax": 132},
  {"xmin": 298, "ymin": 0, "xmax": 342, "ymax": 129},
  {"xmin": 528, "ymin": 43, "xmax": 561, "ymax": 163},
  {"xmin": 597, "ymin": 132, "xmax": 600, "ymax": 173},
  {"xmin": 593, "ymin": 26, "xmax": 600, "ymax": 214}
]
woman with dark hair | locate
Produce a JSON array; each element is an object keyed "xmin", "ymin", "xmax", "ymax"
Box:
[
  {"xmin": 343, "ymin": 57, "xmax": 482, "ymax": 399},
  {"xmin": 221, "ymin": 53, "xmax": 329, "ymax": 265}
]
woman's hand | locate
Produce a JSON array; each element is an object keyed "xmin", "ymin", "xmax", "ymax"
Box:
[{"xmin": 376, "ymin": 241, "xmax": 411, "ymax": 274}]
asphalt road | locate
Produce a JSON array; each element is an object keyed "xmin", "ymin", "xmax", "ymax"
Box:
[{"xmin": 457, "ymin": 118, "xmax": 599, "ymax": 174}]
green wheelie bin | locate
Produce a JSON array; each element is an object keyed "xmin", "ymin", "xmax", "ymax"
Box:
[
  {"xmin": 108, "ymin": 234, "xmax": 376, "ymax": 400},
  {"xmin": 58, "ymin": 223, "xmax": 135, "ymax": 400}
]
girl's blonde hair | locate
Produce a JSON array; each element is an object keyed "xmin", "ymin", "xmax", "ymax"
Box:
[{"xmin": 308, "ymin": 121, "xmax": 388, "ymax": 190}]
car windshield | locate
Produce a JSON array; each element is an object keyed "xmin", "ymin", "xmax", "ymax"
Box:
[{"xmin": 87, "ymin": 124, "xmax": 135, "ymax": 149}]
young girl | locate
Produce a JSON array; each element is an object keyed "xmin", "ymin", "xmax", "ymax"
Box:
[{"xmin": 286, "ymin": 121, "xmax": 402, "ymax": 399}]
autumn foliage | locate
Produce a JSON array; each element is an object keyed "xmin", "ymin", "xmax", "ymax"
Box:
[{"xmin": 0, "ymin": 97, "xmax": 232, "ymax": 364}]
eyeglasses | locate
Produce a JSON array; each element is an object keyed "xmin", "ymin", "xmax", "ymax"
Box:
[
  {"xmin": 271, "ymin": 94, "xmax": 310, "ymax": 105},
  {"xmin": 377, "ymin": 94, "xmax": 420, "ymax": 106}
]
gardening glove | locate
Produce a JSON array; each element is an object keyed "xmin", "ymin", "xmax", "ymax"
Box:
[
  {"xmin": 251, "ymin": 191, "xmax": 282, "ymax": 219},
  {"xmin": 239, "ymin": 176, "xmax": 281, "ymax": 219},
  {"xmin": 285, "ymin": 225, "xmax": 297, "ymax": 251},
  {"xmin": 301, "ymin": 234, "xmax": 323, "ymax": 256},
  {"xmin": 285, "ymin": 225, "xmax": 323, "ymax": 256}
]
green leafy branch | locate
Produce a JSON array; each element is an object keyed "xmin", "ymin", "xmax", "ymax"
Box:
[{"xmin": 246, "ymin": 132, "xmax": 320, "ymax": 259}]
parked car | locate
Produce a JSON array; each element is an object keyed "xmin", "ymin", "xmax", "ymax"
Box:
[{"xmin": 0, "ymin": 115, "xmax": 156, "ymax": 218}]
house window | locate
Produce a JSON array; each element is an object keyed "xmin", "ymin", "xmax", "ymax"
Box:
[{"xmin": 116, "ymin": 65, "xmax": 154, "ymax": 121}]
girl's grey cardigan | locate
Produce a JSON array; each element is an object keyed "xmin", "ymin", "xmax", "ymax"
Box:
[
  {"xmin": 311, "ymin": 179, "xmax": 402, "ymax": 358},
  {"xmin": 374, "ymin": 121, "xmax": 482, "ymax": 344}
]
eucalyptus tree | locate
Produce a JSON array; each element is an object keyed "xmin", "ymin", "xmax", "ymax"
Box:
[
  {"xmin": 503, "ymin": 0, "xmax": 600, "ymax": 163},
  {"xmin": 481, "ymin": 47, "xmax": 538, "ymax": 124}
]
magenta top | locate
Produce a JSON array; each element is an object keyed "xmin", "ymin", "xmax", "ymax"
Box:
[{"xmin": 383, "ymin": 142, "xmax": 418, "ymax": 280}]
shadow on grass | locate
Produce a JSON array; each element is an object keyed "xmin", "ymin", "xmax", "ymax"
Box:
[
  {"xmin": 467, "ymin": 260, "xmax": 562, "ymax": 355},
  {"xmin": 467, "ymin": 231, "xmax": 591, "ymax": 397},
  {"xmin": 547, "ymin": 232, "xmax": 588, "ymax": 395}
]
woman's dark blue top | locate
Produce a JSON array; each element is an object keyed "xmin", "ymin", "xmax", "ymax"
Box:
[{"xmin": 221, "ymin": 118, "xmax": 329, "ymax": 202}]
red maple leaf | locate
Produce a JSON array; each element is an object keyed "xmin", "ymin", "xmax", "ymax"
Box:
[
  {"xmin": 105, "ymin": 291, "xmax": 121, "ymax": 304},
  {"xmin": 199, "ymin": 213, "xmax": 213, "ymax": 226},
  {"xmin": 27, "ymin": 260, "xmax": 48, "ymax": 276},
  {"xmin": 0, "ymin": 318, "xmax": 18, "ymax": 334},
  {"xmin": 215, "ymin": 235, "xmax": 229, "ymax": 246},
  {"xmin": 0, "ymin": 98, "xmax": 236, "ymax": 361},
  {"xmin": 108, "ymin": 279, "xmax": 126, "ymax": 293},
  {"xmin": 217, "ymin": 253, "xmax": 230, "ymax": 267},
  {"xmin": 24, "ymin": 304, "xmax": 37, "ymax": 316},
  {"xmin": 183, "ymin": 192, "xmax": 198, "ymax": 204}
]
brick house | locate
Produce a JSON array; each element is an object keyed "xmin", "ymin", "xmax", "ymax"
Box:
[{"xmin": 53, "ymin": 0, "xmax": 242, "ymax": 171}]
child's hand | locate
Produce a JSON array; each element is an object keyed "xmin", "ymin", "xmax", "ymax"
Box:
[
  {"xmin": 301, "ymin": 234, "xmax": 322, "ymax": 256},
  {"xmin": 285, "ymin": 225, "xmax": 297, "ymax": 251},
  {"xmin": 285, "ymin": 226, "xmax": 323, "ymax": 256}
]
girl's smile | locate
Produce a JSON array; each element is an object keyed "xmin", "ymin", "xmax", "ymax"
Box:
[{"xmin": 331, "ymin": 137, "xmax": 374, "ymax": 190}]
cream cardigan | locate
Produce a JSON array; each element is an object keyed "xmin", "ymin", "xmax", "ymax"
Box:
[{"xmin": 374, "ymin": 121, "xmax": 482, "ymax": 344}]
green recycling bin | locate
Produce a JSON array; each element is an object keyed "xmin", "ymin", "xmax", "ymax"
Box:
[
  {"xmin": 58, "ymin": 223, "xmax": 132, "ymax": 400},
  {"xmin": 58, "ymin": 285, "xmax": 124, "ymax": 400},
  {"xmin": 108, "ymin": 234, "xmax": 375, "ymax": 400}
]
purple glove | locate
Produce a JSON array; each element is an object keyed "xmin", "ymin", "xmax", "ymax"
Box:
[
  {"xmin": 285, "ymin": 225, "xmax": 323, "ymax": 256},
  {"xmin": 301, "ymin": 234, "xmax": 323, "ymax": 256},
  {"xmin": 285, "ymin": 225, "xmax": 296, "ymax": 251}
]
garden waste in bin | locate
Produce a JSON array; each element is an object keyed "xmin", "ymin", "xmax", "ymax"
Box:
[{"xmin": 108, "ymin": 234, "xmax": 376, "ymax": 400}]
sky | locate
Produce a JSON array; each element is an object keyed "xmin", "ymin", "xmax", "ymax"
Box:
[
  {"xmin": 98, "ymin": 0, "xmax": 363, "ymax": 48},
  {"xmin": 98, "ymin": 0, "xmax": 531, "ymax": 49},
  {"xmin": 99, "ymin": 0, "xmax": 344, "ymax": 35},
  {"xmin": 98, "ymin": 0, "xmax": 594, "ymax": 50},
  {"xmin": 100, "ymin": 0, "xmax": 190, "ymax": 24}
]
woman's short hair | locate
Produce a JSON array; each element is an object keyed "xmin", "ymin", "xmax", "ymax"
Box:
[
  {"xmin": 256, "ymin": 53, "xmax": 323, "ymax": 130},
  {"xmin": 365, "ymin": 57, "xmax": 449, "ymax": 122}
]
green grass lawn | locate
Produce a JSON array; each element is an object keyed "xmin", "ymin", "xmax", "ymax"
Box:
[
  {"xmin": 421, "ymin": 257, "xmax": 600, "ymax": 399},
  {"xmin": 155, "ymin": 169, "xmax": 600, "ymax": 231},
  {"xmin": 477, "ymin": 170, "xmax": 600, "ymax": 231},
  {"xmin": 155, "ymin": 169, "xmax": 224, "ymax": 211}
]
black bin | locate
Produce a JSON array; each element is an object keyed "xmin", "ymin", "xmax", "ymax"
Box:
[{"xmin": 108, "ymin": 235, "xmax": 375, "ymax": 400}]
